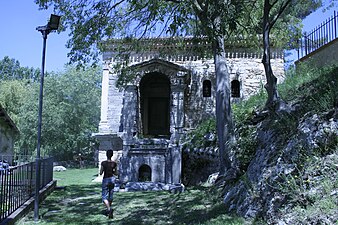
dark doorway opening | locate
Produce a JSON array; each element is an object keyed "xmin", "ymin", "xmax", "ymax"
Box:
[
  {"xmin": 139, "ymin": 164, "xmax": 152, "ymax": 182},
  {"xmin": 231, "ymin": 80, "xmax": 240, "ymax": 98},
  {"xmin": 140, "ymin": 72, "xmax": 170, "ymax": 137},
  {"xmin": 203, "ymin": 80, "xmax": 211, "ymax": 97}
]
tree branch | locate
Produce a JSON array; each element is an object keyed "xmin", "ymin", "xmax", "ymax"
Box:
[
  {"xmin": 192, "ymin": 0, "xmax": 204, "ymax": 14},
  {"xmin": 270, "ymin": 0, "xmax": 292, "ymax": 27},
  {"xmin": 107, "ymin": 0, "xmax": 126, "ymax": 15}
]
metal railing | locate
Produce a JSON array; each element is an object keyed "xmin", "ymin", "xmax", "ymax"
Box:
[
  {"xmin": 298, "ymin": 11, "xmax": 337, "ymax": 59},
  {"xmin": 0, "ymin": 157, "xmax": 53, "ymax": 223},
  {"xmin": 1, "ymin": 155, "xmax": 36, "ymax": 166}
]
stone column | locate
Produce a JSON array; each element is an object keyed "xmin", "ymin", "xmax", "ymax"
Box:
[
  {"xmin": 98, "ymin": 63, "xmax": 110, "ymax": 133},
  {"xmin": 108, "ymin": 71, "xmax": 124, "ymax": 133},
  {"xmin": 168, "ymin": 77, "xmax": 185, "ymax": 184},
  {"xmin": 122, "ymin": 85, "xmax": 138, "ymax": 145},
  {"xmin": 171, "ymin": 146, "xmax": 182, "ymax": 184},
  {"xmin": 170, "ymin": 78, "xmax": 185, "ymax": 143}
]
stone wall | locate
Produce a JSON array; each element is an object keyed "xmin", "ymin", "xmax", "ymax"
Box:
[
  {"xmin": 296, "ymin": 38, "xmax": 338, "ymax": 68},
  {"xmin": 173, "ymin": 57, "xmax": 285, "ymax": 128},
  {"xmin": 103, "ymin": 54, "xmax": 285, "ymax": 131}
]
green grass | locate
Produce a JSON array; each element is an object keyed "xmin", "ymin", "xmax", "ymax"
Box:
[{"xmin": 17, "ymin": 168, "xmax": 246, "ymax": 225}]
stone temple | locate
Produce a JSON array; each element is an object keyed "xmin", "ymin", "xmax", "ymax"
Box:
[{"xmin": 93, "ymin": 38, "xmax": 285, "ymax": 189}]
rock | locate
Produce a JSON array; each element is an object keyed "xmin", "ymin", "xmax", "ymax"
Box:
[
  {"xmin": 124, "ymin": 182, "xmax": 184, "ymax": 193},
  {"xmin": 53, "ymin": 166, "xmax": 67, "ymax": 172},
  {"xmin": 221, "ymin": 109, "xmax": 338, "ymax": 223},
  {"xmin": 205, "ymin": 172, "xmax": 219, "ymax": 186}
]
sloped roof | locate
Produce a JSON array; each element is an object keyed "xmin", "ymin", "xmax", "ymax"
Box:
[{"xmin": 0, "ymin": 104, "xmax": 19, "ymax": 134}]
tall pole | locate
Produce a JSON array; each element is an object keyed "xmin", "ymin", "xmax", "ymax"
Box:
[
  {"xmin": 34, "ymin": 28, "xmax": 49, "ymax": 222},
  {"xmin": 35, "ymin": 14, "xmax": 60, "ymax": 222}
]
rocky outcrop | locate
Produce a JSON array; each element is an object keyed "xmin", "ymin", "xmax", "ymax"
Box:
[{"xmin": 222, "ymin": 108, "xmax": 338, "ymax": 223}]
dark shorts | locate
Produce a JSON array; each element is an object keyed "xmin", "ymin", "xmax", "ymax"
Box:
[{"xmin": 102, "ymin": 177, "xmax": 116, "ymax": 202}]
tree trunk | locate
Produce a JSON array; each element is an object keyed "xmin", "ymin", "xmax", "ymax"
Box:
[
  {"xmin": 213, "ymin": 35, "xmax": 234, "ymax": 175},
  {"xmin": 262, "ymin": 1, "xmax": 281, "ymax": 110}
]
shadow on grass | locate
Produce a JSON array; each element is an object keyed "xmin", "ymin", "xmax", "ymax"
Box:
[
  {"xmin": 20, "ymin": 184, "xmax": 242, "ymax": 225},
  {"xmin": 114, "ymin": 187, "xmax": 241, "ymax": 225}
]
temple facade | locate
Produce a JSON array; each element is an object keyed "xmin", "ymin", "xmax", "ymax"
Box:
[{"xmin": 93, "ymin": 38, "xmax": 285, "ymax": 186}]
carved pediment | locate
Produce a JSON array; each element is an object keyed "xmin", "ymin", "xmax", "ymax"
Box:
[
  {"xmin": 131, "ymin": 58, "xmax": 188, "ymax": 76},
  {"xmin": 127, "ymin": 58, "xmax": 191, "ymax": 86}
]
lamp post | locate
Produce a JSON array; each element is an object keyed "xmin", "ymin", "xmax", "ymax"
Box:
[{"xmin": 35, "ymin": 14, "xmax": 60, "ymax": 221}]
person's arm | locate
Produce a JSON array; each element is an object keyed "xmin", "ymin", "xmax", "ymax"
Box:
[
  {"xmin": 113, "ymin": 162, "xmax": 118, "ymax": 176},
  {"xmin": 100, "ymin": 162, "xmax": 104, "ymax": 175}
]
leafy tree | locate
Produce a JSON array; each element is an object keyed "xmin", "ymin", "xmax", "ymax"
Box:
[
  {"xmin": 0, "ymin": 56, "xmax": 40, "ymax": 81},
  {"xmin": 34, "ymin": 0, "xmax": 324, "ymax": 173},
  {"xmin": 0, "ymin": 63, "xmax": 101, "ymax": 161},
  {"xmin": 259, "ymin": 0, "xmax": 322, "ymax": 111},
  {"xmin": 0, "ymin": 80, "xmax": 35, "ymax": 126},
  {"xmin": 0, "ymin": 78, "xmax": 39, "ymax": 156},
  {"xmin": 40, "ymin": 66, "xmax": 101, "ymax": 160}
]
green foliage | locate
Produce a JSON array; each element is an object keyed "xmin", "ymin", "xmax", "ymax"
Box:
[
  {"xmin": 280, "ymin": 63, "xmax": 338, "ymax": 113},
  {"xmin": 232, "ymin": 87, "xmax": 267, "ymax": 126},
  {"xmin": 33, "ymin": 0, "xmax": 321, "ymax": 66},
  {"xmin": 40, "ymin": 66, "xmax": 101, "ymax": 160},
  {"xmin": 183, "ymin": 118, "xmax": 216, "ymax": 150},
  {"xmin": 276, "ymin": 151, "xmax": 338, "ymax": 223},
  {"xmin": 248, "ymin": 0, "xmax": 322, "ymax": 50},
  {"xmin": 0, "ymin": 56, "xmax": 40, "ymax": 81},
  {"xmin": 0, "ymin": 63, "xmax": 101, "ymax": 161},
  {"xmin": 0, "ymin": 80, "xmax": 35, "ymax": 124},
  {"xmin": 35, "ymin": 0, "xmax": 197, "ymax": 65},
  {"xmin": 235, "ymin": 126, "xmax": 258, "ymax": 172}
]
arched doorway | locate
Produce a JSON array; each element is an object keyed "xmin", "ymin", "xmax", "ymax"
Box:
[
  {"xmin": 138, "ymin": 164, "xmax": 152, "ymax": 182},
  {"xmin": 140, "ymin": 72, "xmax": 170, "ymax": 137}
]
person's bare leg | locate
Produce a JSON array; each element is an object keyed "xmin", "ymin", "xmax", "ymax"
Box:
[
  {"xmin": 108, "ymin": 201, "xmax": 113, "ymax": 218},
  {"xmin": 103, "ymin": 199, "xmax": 110, "ymax": 211}
]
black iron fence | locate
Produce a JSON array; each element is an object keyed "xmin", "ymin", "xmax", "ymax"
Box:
[
  {"xmin": 298, "ymin": 11, "xmax": 337, "ymax": 59},
  {"xmin": 0, "ymin": 157, "xmax": 53, "ymax": 223}
]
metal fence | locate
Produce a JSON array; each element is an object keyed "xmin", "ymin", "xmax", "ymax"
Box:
[
  {"xmin": 298, "ymin": 10, "xmax": 337, "ymax": 59},
  {"xmin": 0, "ymin": 157, "xmax": 53, "ymax": 223},
  {"xmin": 1, "ymin": 155, "xmax": 36, "ymax": 166}
]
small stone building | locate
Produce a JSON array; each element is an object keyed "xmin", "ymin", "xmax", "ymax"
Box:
[
  {"xmin": 93, "ymin": 38, "xmax": 285, "ymax": 186},
  {"xmin": 0, "ymin": 104, "xmax": 19, "ymax": 164}
]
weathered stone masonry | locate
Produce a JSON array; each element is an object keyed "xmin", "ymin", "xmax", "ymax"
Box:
[{"xmin": 93, "ymin": 38, "xmax": 285, "ymax": 187}]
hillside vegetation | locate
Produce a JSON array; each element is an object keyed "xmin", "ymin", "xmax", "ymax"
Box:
[{"xmin": 183, "ymin": 64, "xmax": 338, "ymax": 224}]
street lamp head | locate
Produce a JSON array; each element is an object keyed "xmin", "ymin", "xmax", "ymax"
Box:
[
  {"xmin": 48, "ymin": 14, "xmax": 61, "ymax": 30},
  {"xmin": 36, "ymin": 14, "xmax": 61, "ymax": 33}
]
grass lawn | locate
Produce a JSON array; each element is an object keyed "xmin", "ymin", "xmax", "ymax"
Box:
[{"xmin": 17, "ymin": 168, "xmax": 245, "ymax": 225}]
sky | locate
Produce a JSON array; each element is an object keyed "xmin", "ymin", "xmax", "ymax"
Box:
[
  {"xmin": 0, "ymin": 1, "xmax": 69, "ymax": 72},
  {"xmin": 0, "ymin": 1, "xmax": 336, "ymax": 72}
]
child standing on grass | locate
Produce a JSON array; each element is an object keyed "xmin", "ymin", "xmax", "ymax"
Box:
[{"xmin": 100, "ymin": 149, "xmax": 118, "ymax": 218}]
